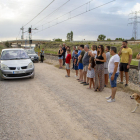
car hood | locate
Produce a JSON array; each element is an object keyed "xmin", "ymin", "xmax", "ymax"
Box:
[
  {"xmin": 0, "ymin": 59, "xmax": 32, "ymax": 67},
  {"xmin": 28, "ymin": 54, "xmax": 38, "ymax": 57}
]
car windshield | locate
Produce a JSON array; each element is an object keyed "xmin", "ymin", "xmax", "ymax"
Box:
[
  {"xmin": 25, "ymin": 49, "xmax": 36, "ymax": 54},
  {"xmin": 1, "ymin": 50, "xmax": 29, "ymax": 60}
]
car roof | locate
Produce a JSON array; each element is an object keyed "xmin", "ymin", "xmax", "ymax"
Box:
[{"xmin": 2, "ymin": 48, "xmax": 24, "ymax": 52}]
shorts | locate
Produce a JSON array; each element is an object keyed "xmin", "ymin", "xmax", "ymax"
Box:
[
  {"xmin": 74, "ymin": 65, "xmax": 79, "ymax": 70},
  {"xmin": 83, "ymin": 65, "xmax": 88, "ymax": 72},
  {"xmin": 109, "ymin": 73, "xmax": 119, "ymax": 87},
  {"xmin": 66, "ymin": 63, "xmax": 70, "ymax": 70},
  {"xmin": 120, "ymin": 63, "xmax": 129, "ymax": 72},
  {"xmin": 78, "ymin": 63, "xmax": 83, "ymax": 70},
  {"xmin": 58, "ymin": 56, "xmax": 63, "ymax": 59},
  {"xmin": 104, "ymin": 68, "xmax": 108, "ymax": 74}
]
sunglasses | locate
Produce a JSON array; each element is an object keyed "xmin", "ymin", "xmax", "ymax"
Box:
[{"xmin": 98, "ymin": 47, "xmax": 101, "ymax": 48}]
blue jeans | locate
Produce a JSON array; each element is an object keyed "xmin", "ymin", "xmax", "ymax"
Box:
[{"xmin": 109, "ymin": 73, "xmax": 119, "ymax": 87}]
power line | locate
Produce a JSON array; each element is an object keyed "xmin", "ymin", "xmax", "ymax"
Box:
[
  {"xmin": 128, "ymin": 10, "xmax": 140, "ymax": 40},
  {"xmin": 23, "ymin": 0, "xmax": 55, "ymax": 27},
  {"xmin": 33, "ymin": 0, "xmax": 70, "ymax": 27},
  {"xmin": 33, "ymin": 0, "xmax": 116, "ymax": 35},
  {"xmin": 16, "ymin": 30, "xmax": 21, "ymax": 39},
  {"xmin": 36, "ymin": 0, "xmax": 94, "ymax": 29}
]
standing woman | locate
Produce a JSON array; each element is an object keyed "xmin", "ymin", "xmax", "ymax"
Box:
[
  {"xmin": 95, "ymin": 45, "xmax": 106, "ymax": 91},
  {"xmin": 58, "ymin": 45, "xmax": 63, "ymax": 68},
  {"xmin": 91, "ymin": 45, "xmax": 97, "ymax": 58}
]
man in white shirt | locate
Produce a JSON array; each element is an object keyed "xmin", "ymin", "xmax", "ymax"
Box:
[{"xmin": 106, "ymin": 47, "xmax": 120, "ymax": 103}]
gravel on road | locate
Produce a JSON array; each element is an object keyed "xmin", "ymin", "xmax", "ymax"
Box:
[{"xmin": 0, "ymin": 63, "xmax": 140, "ymax": 140}]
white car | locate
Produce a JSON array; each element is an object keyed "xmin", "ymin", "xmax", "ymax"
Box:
[{"xmin": 0, "ymin": 48, "xmax": 35, "ymax": 81}]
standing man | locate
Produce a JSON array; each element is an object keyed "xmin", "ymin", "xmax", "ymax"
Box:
[
  {"xmin": 118, "ymin": 40, "xmax": 132, "ymax": 87},
  {"xmin": 62, "ymin": 43, "xmax": 66, "ymax": 66},
  {"xmin": 77, "ymin": 45, "xmax": 85, "ymax": 82},
  {"xmin": 81, "ymin": 44, "xmax": 93, "ymax": 86},
  {"xmin": 106, "ymin": 47, "xmax": 120, "ymax": 103},
  {"xmin": 72, "ymin": 46, "xmax": 76, "ymax": 69},
  {"xmin": 40, "ymin": 48, "xmax": 44, "ymax": 63}
]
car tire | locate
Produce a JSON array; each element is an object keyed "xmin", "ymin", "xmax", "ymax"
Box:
[
  {"xmin": 30, "ymin": 75, "xmax": 34, "ymax": 79},
  {"xmin": 0, "ymin": 75, "xmax": 4, "ymax": 81}
]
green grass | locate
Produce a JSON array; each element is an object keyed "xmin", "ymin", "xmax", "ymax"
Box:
[{"xmin": 130, "ymin": 59, "xmax": 139, "ymax": 66}]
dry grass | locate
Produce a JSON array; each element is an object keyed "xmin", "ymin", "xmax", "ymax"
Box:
[
  {"xmin": 107, "ymin": 82, "xmax": 140, "ymax": 95},
  {"xmin": 45, "ymin": 62, "xmax": 53, "ymax": 65},
  {"xmin": 54, "ymin": 64, "xmax": 65, "ymax": 69}
]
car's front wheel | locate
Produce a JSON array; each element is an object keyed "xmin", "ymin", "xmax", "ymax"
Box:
[
  {"xmin": 30, "ymin": 74, "xmax": 34, "ymax": 79},
  {"xmin": 0, "ymin": 75, "xmax": 4, "ymax": 81}
]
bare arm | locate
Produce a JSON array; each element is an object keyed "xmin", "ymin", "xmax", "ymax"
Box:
[
  {"xmin": 111, "ymin": 62, "xmax": 119, "ymax": 81},
  {"xmin": 88, "ymin": 51, "xmax": 94, "ymax": 57},
  {"xmin": 96, "ymin": 53, "xmax": 106, "ymax": 62},
  {"xmin": 128, "ymin": 55, "xmax": 132, "ymax": 65},
  {"xmin": 78, "ymin": 55, "xmax": 82, "ymax": 63},
  {"xmin": 118, "ymin": 46, "xmax": 123, "ymax": 56}
]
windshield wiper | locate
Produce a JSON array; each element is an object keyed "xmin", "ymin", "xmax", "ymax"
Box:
[{"xmin": 9, "ymin": 58, "xmax": 21, "ymax": 60}]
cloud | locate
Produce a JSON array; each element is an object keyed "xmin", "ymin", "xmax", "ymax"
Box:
[{"xmin": 0, "ymin": 0, "xmax": 140, "ymax": 41}]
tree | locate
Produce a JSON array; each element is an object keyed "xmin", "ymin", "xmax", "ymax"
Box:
[
  {"xmin": 5, "ymin": 41, "xmax": 10, "ymax": 47},
  {"xmin": 107, "ymin": 38, "xmax": 111, "ymax": 41},
  {"xmin": 97, "ymin": 34, "xmax": 106, "ymax": 41},
  {"xmin": 54, "ymin": 38, "xmax": 62, "ymax": 42},
  {"xmin": 130, "ymin": 37, "xmax": 135, "ymax": 41},
  {"xmin": 67, "ymin": 31, "xmax": 73, "ymax": 41},
  {"xmin": 115, "ymin": 38, "xmax": 124, "ymax": 41}
]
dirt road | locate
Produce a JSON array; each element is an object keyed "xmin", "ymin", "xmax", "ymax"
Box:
[{"xmin": 0, "ymin": 63, "xmax": 140, "ymax": 140}]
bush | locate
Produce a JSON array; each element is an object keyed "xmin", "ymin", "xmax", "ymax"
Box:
[{"xmin": 132, "ymin": 52, "xmax": 138, "ymax": 59}]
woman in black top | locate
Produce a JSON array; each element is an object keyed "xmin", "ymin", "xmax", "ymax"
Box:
[
  {"xmin": 94, "ymin": 45, "xmax": 106, "ymax": 91},
  {"xmin": 58, "ymin": 45, "xmax": 63, "ymax": 69}
]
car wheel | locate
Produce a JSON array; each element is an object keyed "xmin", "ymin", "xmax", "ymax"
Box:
[
  {"xmin": 0, "ymin": 75, "xmax": 4, "ymax": 81},
  {"xmin": 30, "ymin": 75, "xmax": 34, "ymax": 79}
]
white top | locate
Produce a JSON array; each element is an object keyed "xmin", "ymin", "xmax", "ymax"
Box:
[
  {"xmin": 104, "ymin": 52, "xmax": 110, "ymax": 69},
  {"xmin": 65, "ymin": 51, "xmax": 67, "ymax": 58},
  {"xmin": 108, "ymin": 54, "xmax": 120, "ymax": 73},
  {"xmin": 92, "ymin": 50, "xmax": 97, "ymax": 58}
]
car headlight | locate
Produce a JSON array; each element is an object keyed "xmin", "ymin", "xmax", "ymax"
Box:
[
  {"xmin": 1, "ymin": 63, "xmax": 10, "ymax": 70},
  {"xmin": 27, "ymin": 62, "xmax": 34, "ymax": 69}
]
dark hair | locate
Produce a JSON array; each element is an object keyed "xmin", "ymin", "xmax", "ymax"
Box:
[
  {"xmin": 67, "ymin": 49, "xmax": 70, "ymax": 52},
  {"xmin": 106, "ymin": 46, "xmax": 110, "ymax": 51},
  {"xmin": 75, "ymin": 50, "xmax": 78, "ymax": 53},
  {"xmin": 80, "ymin": 45, "xmax": 84, "ymax": 48},
  {"xmin": 90, "ymin": 57, "xmax": 96, "ymax": 68},
  {"xmin": 67, "ymin": 46, "xmax": 70, "ymax": 49},
  {"xmin": 97, "ymin": 45, "xmax": 104, "ymax": 55},
  {"xmin": 92, "ymin": 45, "xmax": 97, "ymax": 50},
  {"xmin": 111, "ymin": 46, "xmax": 117, "ymax": 53},
  {"xmin": 123, "ymin": 40, "xmax": 128, "ymax": 44}
]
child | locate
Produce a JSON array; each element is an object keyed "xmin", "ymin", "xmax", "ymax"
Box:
[
  {"xmin": 87, "ymin": 57, "xmax": 96, "ymax": 89},
  {"xmin": 65, "ymin": 49, "xmax": 71, "ymax": 77},
  {"xmin": 74, "ymin": 50, "xmax": 79, "ymax": 78}
]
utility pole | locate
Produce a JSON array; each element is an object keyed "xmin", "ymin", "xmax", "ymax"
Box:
[
  {"xmin": 20, "ymin": 26, "xmax": 24, "ymax": 40},
  {"xmin": 128, "ymin": 11, "xmax": 140, "ymax": 40}
]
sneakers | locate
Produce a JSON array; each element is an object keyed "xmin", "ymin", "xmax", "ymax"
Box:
[
  {"xmin": 83, "ymin": 83, "xmax": 89, "ymax": 86},
  {"xmin": 75, "ymin": 75, "xmax": 78, "ymax": 78},
  {"xmin": 107, "ymin": 98, "xmax": 115, "ymax": 103},
  {"xmin": 105, "ymin": 96, "xmax": 111, "ymax": 100},
  {"xmin": 125, "ymin": 84, "xmax": 128, "ymax": 87},
  {"xmin": 80, "ymin": 82, "xmax": 86, "ymax": 84}
]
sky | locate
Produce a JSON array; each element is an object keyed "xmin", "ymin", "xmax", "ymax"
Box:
[{"xmin": 0, "ymin": 0, "xmax": 140, "ymax": 41}]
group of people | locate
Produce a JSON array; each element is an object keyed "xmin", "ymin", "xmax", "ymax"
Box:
[{"xmin": 58, "ymin": 41, "xmax": 133, "ymax": 103}]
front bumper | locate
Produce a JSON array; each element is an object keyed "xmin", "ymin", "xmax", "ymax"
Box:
[{"xmin": 0, "ymin": 68, "xmax": 34, "ymax": 79}]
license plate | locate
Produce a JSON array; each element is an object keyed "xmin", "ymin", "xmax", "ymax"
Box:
[
  {"xmin": 13, "ymin": 70, "xmax": 25, "ymax": 74},
  {"xmin": 31, "ymin": 57, "xmax": 34, "ymax": 60}
]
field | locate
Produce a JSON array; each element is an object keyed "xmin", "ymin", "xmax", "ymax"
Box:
[{"xmin": 34, "ymin": 41, "xmax": 140, "ymax": 66}]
